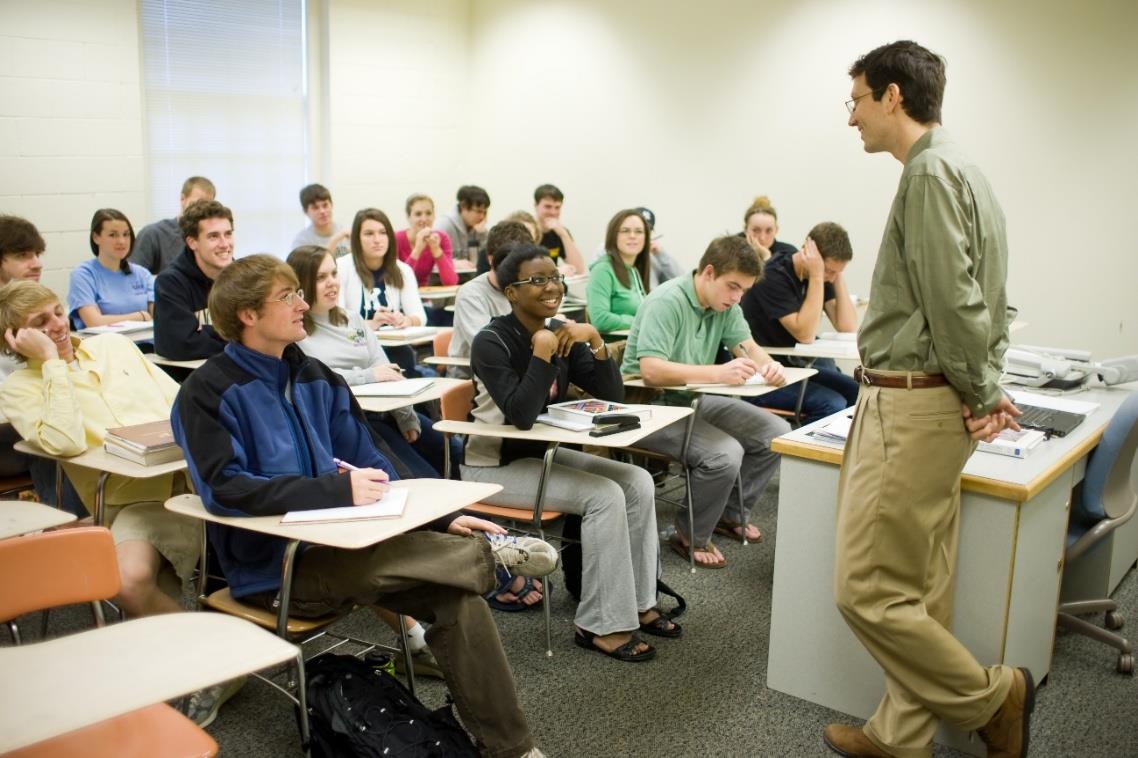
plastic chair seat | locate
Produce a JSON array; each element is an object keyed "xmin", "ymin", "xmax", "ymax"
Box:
[
  {"xmin": 4, "ymin": 703, "xmax": 217, "ymax": 758},
  {"xmin": 202, "ymin": 588, "xmax": 339, "ymax": 635},
  {"xmin": 464, "ymin": 503, "xmax": 563, "ymax": 523}
]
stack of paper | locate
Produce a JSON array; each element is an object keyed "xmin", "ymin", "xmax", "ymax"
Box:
[
  {"xmin": 977, "ymin": 428, "xmax": 1047, "ymax": 458},
  {"xmin": 281, "ymin": 488, "xmax": 409, "ymax": 523},
  {"xmin": 808, "ymin": 415, "xmax": 853, "ymax": 446},
  {"xmin": 353, "ymin": 378, "xmax": 435, "ymax": 397}
]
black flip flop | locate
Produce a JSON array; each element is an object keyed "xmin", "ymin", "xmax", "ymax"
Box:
[{"xmin": 574, "ymin": 630, "xmax": 656, "ymax": 662}]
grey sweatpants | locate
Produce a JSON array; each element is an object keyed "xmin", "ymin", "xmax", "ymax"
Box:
[{"xmin": 462, "ymin": 447, "xmax": 658, "ymax": 636}]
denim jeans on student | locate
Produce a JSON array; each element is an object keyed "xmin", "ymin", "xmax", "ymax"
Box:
[
  {"xmin": 752, "ymin": 359, "xmax": 860, "ymax": 424},
  {"xmin": 367, "ymin": 411, "xmax": 463, "ymax": 479}
]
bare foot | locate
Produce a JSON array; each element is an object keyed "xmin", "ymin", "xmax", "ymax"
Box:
[
  {"xmin": 578, "ymin": 629, "xmax": 652, "ymax": 656},
  {"xmin": 493, "ymin": 575, "xmax": 543, "ymax": 607}
]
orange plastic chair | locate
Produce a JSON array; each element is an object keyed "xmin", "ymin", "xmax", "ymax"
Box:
[
  {"xmin": 0, "ymin": 526, "xmax": 119, "ymax": 642},
  {"xmin": 0, "ymin": 527, "xmax": 218, "ymax": 757},
  {"xmin": 4, "ymin": 703, "xmax": 218, "ymax": 758},
  {"xmin": 432, "ymin": 328, "xmax": 454, "ymax": 375}
]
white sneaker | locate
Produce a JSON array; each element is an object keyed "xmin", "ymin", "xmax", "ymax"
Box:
[
  {"xmin": 519, "ymin": 748, "xmax": 547, "ymax": 758},
  {"xmin": 184, "ymin": 675, "xmax": 247, "ymax": 728},
  {"xmin": 485, "ymin": 534, "xmax": 558, "ymax": 577}
]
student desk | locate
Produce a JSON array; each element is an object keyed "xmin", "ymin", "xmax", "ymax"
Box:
[
  {"xmin": 0, "ymin": 613, "xmax": 299, "ymax": 754},
  {"xmin": 375, "ymin": 326, "xmax": 440, "ymax": 348},
  {"xmin": 765, "ymin": 386, "xmax": 1135, "ymax": 755},
  {"xmin": 145, "ymin": 353, "xmax": 206, "ymax": 370},
  {"xmin": 0, "ymin": 500, "xmax": 76, "ymax": 539},
  {"xmin": 14, "ymin": 440, "xmax": 187, "ymax": 526},
  {"xmin": 166, "ymin": 479, "xmax": 502, "ymax": 550},
  {"xmin": 422, "ymin": 355, "xmax": 470, "ymax": 370},
  {"xmin": 352, "ymin": 376, "xmax": 467, "ymax": 414},
  {"xmin": 622, "ymin": 366, "xmax": 817, "ymax": 398},
  {"xmin": 417, "ymin": 285, "xmax": 460, "ymax": 303}
]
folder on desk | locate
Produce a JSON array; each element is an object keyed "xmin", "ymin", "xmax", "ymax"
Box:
[
  {"xmin": 353, "ymin": 378, "xmax": 435, "ymax": 397},
  {"xmin": 281, "ymin": 489, "xmax": 408, "ymax": 523}
]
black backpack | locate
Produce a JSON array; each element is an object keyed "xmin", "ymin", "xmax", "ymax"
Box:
[{"xmin": 304, "ymin": 653, "xmax": 479, "ymax": 758}]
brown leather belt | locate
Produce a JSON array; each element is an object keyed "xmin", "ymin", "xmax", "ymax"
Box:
[{"xmin": 854, "ymin": 367, "xmax": 949, "ymax": 389}]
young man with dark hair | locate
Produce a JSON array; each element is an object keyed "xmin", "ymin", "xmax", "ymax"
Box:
[
  {"xmin": 152, "ymin": 200, "xmax": 234, "ymax": 360},
  {"xmin": 133, "ymin": 176, "xmax": 216, "ymax": 275},
  {"xmin": 621, "ymin": 235, "xmax": 791, "ymax": 568},
  {"xmin": 172, "ymin": 254, "xmax": 549, "ymax": 758},
  {"xmin": 824, "ymin": 40, "xmax": 1027, "ymax": 758},
  {"xmin": 448, "ymin": 220, "xmax": 534, "ymax": 379},
  {"xmin": 292, "ymin": 182, "xmax": 350, "ymax": 257},
  {"xmin": 436, "ymin": 185, "xmax": 491, "ymax": 267},
  {"xmin": 741, "ymin": 221, "xmax": 860, "ymax": 423},
  {"xmin": 532, "ymin": 183, "xmax": 585, "ymax": 274},
  {"xmin": 0, "ymin": 215, "xmax": 46, "ymax": 287}
]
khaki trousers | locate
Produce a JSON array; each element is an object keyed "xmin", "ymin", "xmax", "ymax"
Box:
[{"xmin": 833, "ymin": 382, "xmax": 1013, "ymax": 758}]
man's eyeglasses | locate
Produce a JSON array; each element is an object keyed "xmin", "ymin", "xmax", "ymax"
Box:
[
  {"xmin": 509, "ymin": 274, "xmax": 565, "ymax": 288},
  {"xmin": 845, "ymin": 91, "xmax": 875, "ymax": 114},
  {"xmin": 271, "ymin": 289, "xmax": 306, "ymax": 307}
]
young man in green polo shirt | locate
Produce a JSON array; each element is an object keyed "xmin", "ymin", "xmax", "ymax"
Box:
[{"xmin": 621, "ymin": 235, "xmax": 790, "ymax": 568}]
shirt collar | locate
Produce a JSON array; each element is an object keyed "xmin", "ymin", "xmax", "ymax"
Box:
[
  {"xmin": 679, "ymin": 273, "xmax": 708, "ymax": 313},
  {"xmin": 906, "ymin": 126, "xmax": 945, "ymax": 164}
]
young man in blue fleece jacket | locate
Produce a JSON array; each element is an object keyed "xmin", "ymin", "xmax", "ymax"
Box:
[{"xmin": 172, "ymin": 254, "xmax": 550, "ymax": 758}]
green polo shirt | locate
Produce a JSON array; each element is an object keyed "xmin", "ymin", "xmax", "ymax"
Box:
[
  {"xmin": 622, "ymin": 273, "xmax": 752, "ymax": 376},
  {"xmin": 857, "ymin": 128, "xmax": 1010, "ymax": 416}
]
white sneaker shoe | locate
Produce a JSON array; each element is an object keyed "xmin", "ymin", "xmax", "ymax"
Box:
[
  {"xmin": 184, "ymin": 675, "xmax": 247, "ymax": 728},
  {"xmin": 519, "ymin": 748, "xmax": 547, "ymax": 758},
  {"xmin": 485, "ymin": 534, "xmax": 558, "ymax": 577}
]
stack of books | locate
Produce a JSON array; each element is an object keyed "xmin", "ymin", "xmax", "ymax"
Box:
[
  {"xmin": 103, "ymin": 420, "xmax": 182, "ymax": 465},
  {"xmin": 538, "ymin": 399, "xmax": 651, "ymax": 432}
]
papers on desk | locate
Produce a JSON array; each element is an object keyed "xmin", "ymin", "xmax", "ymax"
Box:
[
  {"xmin": 689, "ymin": 373, "xmax": 767, "ymax": 388},
  {"xmin": 353, "ymin": 378, "xmax": 435, "ymax": 397},
  {"xmin": 376, "ymin": 326, "xmax": 435, "ymax": 339},
  {"xmin": 977, "ymin": 428, "xmax": 1047, "ymax": 459},
  {"xmin": 807, "ymin": 415, "xmax": 853, "ymax": 447},
  {"xmin": 536, "ymin": 413, "xmax": 593, "ymax": 431},
  {"xmin": 281, "ymin": 488, "xmax": 408, "ymax": 523},
  {"xmin": 795, "ymin": 335, "xmax": 859, "ymax": 358},
  {"xmin": 78, "ymin": 322, "xmax": 152, "ymax": 335}
]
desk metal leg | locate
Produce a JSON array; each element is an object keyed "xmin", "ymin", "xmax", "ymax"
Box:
[
  {"xmin": 681, "ymin": 397, "xmax": 700, "ymax": 573},
  {"xmin": 534, "ymin": 443, "xmax": 559, "ymax": 658},
  {"xmin": 93, "ymin": 471, "xmax": 110, "ymax": 527}
]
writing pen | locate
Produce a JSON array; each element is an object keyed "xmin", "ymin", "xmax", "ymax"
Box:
[{"xmin": 332, "ymin": 457, "xmax": 359, "ymax": 471}]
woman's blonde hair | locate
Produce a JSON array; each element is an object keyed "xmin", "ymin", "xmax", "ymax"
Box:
[{"xmin": 743, "ymin": 195, "xmax": 778, "ymax": 226}]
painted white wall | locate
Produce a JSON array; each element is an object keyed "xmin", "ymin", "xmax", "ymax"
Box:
[
  {"xmin": 324, "ymin": 0, "xmax": 472, "ymax": 232},
  {"xmin": 464, "ymin": 0, "xmax": 1138, "ymax": 357},
  {"xmin": 2, "ymin": 0, "xmax": 1135, "ymax": 358},
  {"xmin": 0, "ymin": 0, "xmax": 146, "ymax": 297}
]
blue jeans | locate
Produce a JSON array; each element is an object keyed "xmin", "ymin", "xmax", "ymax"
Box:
[
  {"xmin": 367, "ymin": 411, "xmax": 463, "ymax": 479},
  {"xmin": 752, "ymin": 361, "xmax": 859, "ymax": 424}
]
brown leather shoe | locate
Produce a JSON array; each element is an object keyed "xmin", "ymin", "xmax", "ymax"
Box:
[
  {"xmin": 978, "ymin": 666, "xmax": 1036, "ymax": 758},
  {"xmin": 823, "ymin": 723, "xmax": 895, "ymax": 757}
]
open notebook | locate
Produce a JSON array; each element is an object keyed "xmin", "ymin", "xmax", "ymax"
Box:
[
  {"xmin": 352, "ymin": 378, "xmax": 435, "ymax": 397},
  {"xmin": 281, "ymin": 488, "xmax": 409, "ymax": 523}
]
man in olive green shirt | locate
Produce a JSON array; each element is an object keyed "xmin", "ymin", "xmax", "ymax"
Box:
[
  {"xmin": 622, "ymin": 235, "xmax": 789, "ymax": 569},
  {"xmin": 823, "ymin": 42, "xmax": 1030, "ymax": 758}
]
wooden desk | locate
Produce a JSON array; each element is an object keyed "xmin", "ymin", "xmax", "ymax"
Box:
[
  {"xmin": 417, "ymin": 285, "xmax": 460, "ymax": 303},
  {"xmin": 765, "ymin": 386, "xmax": 1134, "ymax": 755},
  {"xmin": 0, "ymin": 500, "xmax": 76, "ymax": 539},
  {"xmin": 15, "ymin": 440, "xmax": 187, "ymax": 526},
  {"xmin": 435, "ymin": 404, "xmax": 693, "ymax": 450},
  {"xmin": 423, "ymin": 355, "xmax": 471, "ymax": 369},
  {"xmin": 375, "ymin": 326, "xmax": 439, "ymax": 348},
  {"xmin": 0, "ymin": 613, "xmax": 298, "ymax": 754},
  {"xmin": 145, "ymin": 353, "xmax": 206, "ymax": 370},
  {"xmin": 763, "ymin": 342, "xmax": 859, "ymax": 361},
  {"xmin": 623, "ymin": 365, "xmax": 816, "ymax": 397},
  {"xmin": 166, "ymin": 478, "xmax": 502, "ymax": 550},
  {"xmin": 76, "ymin": 326, "xmax": 154, "ymax": 343},
  {"xmin": 353, "ymin": 376, "xmax": 467, "ymax": 414}
]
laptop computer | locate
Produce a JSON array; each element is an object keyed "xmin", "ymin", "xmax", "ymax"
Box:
[{"xmin": 1015, "ymin": 403, "xmax": 1086, "ymax": 437}]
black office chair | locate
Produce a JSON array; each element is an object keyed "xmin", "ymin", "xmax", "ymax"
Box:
[{"xmin": 1057, "ymin": 393, "xmax": 1138, "ymax": 674}]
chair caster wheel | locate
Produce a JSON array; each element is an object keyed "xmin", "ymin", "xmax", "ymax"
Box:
[
  {"xmin": 1116, "ymin": 653, "xmax": 1133, "ymax": 675},
  {"xmin": 1105, "ymin": 611, "xmax": 1124, "ymax": 630}
]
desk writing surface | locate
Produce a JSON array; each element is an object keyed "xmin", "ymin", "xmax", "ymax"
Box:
[
  {"xmin": 423, "ymin": 355, "xmax": 471, "ymax": 368},
  {"xmin": 763, "ymin": 343, "xmax": 859, "ymax": 360},
  {"xmin": 434, "ymin": 404, "xmax": 692, "ymax": 449},
  {"xmin": 417, "ymin": 285, "xmax": 459, "ymax": 301},
  {"xmin": 0, "ymin": 613, "xmax": 297, "ymax": 753},
  {"xmin": 773, "ymin": 385, "xmax": 1133, "ymax": 501},
  {"xmin": 14, "ymin": 439, "xmax": 187, "ymax": 479},
  {"xmin": 623, "ymin": 366, "xmax": 815, "ymax": 398},
  {"xmin": 145, "ymin": 353, "xmax": 206, "ymax": 370},
  {"xmin": 353, "ymin": 376, "xmax": 465, "ymax": 413},
  {"xmin": 165, "ymin": 479, "xmax": 501, "ymax": 550},
  {"xmin": 0, "ymin": 500, "xmax": 76, "ymax": 539}
]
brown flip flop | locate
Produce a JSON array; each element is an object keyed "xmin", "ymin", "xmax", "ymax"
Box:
[
  {"xmin": 667, "ymin": 533, "xmax": 727, "ymax": 569},
  {"xmin": 713, "ymin": 519, "xmax": 763, "ymax": 544}
]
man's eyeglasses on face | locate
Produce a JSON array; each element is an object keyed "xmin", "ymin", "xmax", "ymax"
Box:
[
  {"xmin": 271, "ymin": 289, "xmax": 305, "ymax": 307},
  {"xmin": 845, "ymin": 91, "xmax": 875, "ymax": 114},
  {"xmin": 509, "ymin": 274, "xmax": 565, "ymax": 288}
]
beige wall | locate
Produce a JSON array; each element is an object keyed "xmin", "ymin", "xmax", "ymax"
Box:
[
  {"xmin": 2, "ymin": 0, "xmax": 1135, "ymax": 357},
  {"xmin": 0, "ymin": 0, "xmax": 146, "ymax": 297}
]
